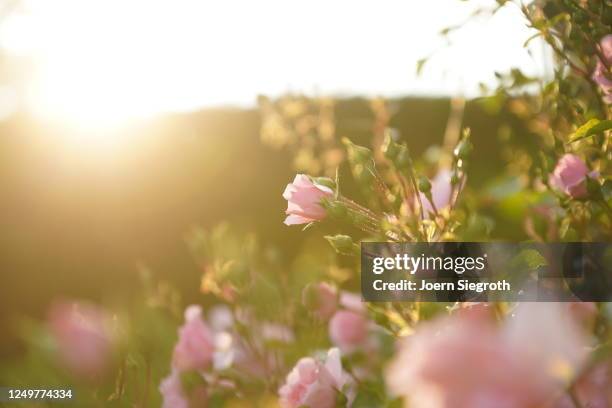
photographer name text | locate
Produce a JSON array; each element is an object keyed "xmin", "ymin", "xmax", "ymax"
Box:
[{"xmin": 372, "ymin": 279, "xmax": 511, "ymax": 293}]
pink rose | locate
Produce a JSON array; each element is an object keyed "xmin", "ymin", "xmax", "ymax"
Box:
[
  {"xmin": 303, "ymin": 282, "xmax": 338, "ymax": 320},
  {"xmin": 329, "ymin": 310, "xmax": 368, "ymax": 353},
  {"xmin": 283, "ymin": 174, "xmax": 333, "ymax": 225},
  {"xmin": 503, "ymin": 303, "xmax": 588, "ymax": 382},
  {"xmin": 279, "ymin": 348, "xmax": 350, "ymax": 408},
  {"xmin": 172, "ymin": 305, "xmax": 215, "ymax": 372},
  {"xmin": 159, "ymin": 370, "xmax": 207, "ymax": 408},
  {"xmin": 592, "ymin": 35, "xmax": 612, "ymax": 104},
  {"xmin": 48, "ymin": 300, "xmax": 114, "ymax": 379},
  {"xmin": 386, "ymin": 303, "xmax": 589, "ymax": 408},
  {"xmin": 549, "ymin": 154, "xmax": 595, "ymax": 198},
  {"xmin": 419, "ymin": 169, "xmax": 453, "ymax": 218}
]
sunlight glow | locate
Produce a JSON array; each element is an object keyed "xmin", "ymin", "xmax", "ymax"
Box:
[{"xmin": 0, "ymin": 0, "xmax": 547, "ymax": 132}]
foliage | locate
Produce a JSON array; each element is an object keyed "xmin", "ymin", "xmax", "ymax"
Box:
[{"xmin": 1, "ymin": 1, "xmax": 611, "ymax": 407}]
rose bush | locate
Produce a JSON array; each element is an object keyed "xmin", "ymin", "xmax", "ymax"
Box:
[{"xmin": 3, "ymin": 1, "xmax": 610, "ymax": 407}]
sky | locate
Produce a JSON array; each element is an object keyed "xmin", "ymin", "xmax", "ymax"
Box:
[{"xmin": 0, "ymin": 0, "xmax": 550, "ymax": 126}]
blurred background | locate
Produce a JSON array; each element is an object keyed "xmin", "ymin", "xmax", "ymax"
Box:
[{"xmin": 0, "ymin": 0, "xmax": 549, "ymax": 358}]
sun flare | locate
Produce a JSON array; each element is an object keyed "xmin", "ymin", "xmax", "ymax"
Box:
[
  {"xmin": 3, "ymin": 0, "xmax": 218, "ymax": 131},
  {"xmin": 1, "ymin": 0, "xmax": 546, "ymax": 135}
]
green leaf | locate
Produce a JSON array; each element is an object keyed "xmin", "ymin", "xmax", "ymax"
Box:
[{"xmin": 568, "ymin": 119, "xmax": 612, "ymax": 143}]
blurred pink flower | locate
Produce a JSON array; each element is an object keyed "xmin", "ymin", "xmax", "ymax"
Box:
[
  {"xmin": 503, "ymin": 303, "xmax": 588, "ymax": 382},
  {"xmin": 160, "ymin": 370, "xmax": 189, "ymax": 408},
  {"xmin": 48, "ymin": 300, "xmax": 114, "ymax": 378},
  {"xmin": 159, "ymin": 370, "xmax": 208, "ymax": 408},
  {"xmin": 279, "ymin": 348, "xmax": 350, "ymax": 408},
  {"xmin": 599, "ymin": 34, "xmax": 612, "ymax": 63},
  {"xmin": 207, "ymin": 305, "xmax": 234, "ymax": 332},
  {"xmin": 419, "ymin": 169, "xmax": 452, "ymax": 218},
  {"xmin": 283, "ymin": 174, "xmax": 333, "ymax": 225},
  {"xmin": 261, "ymin": 322, "xmax": 295, "ymax": 343},
  {"xmin": 303, "ymin": 282, "xmax": 338, "ymax": 320},
  {"xmin": 329, "ymin": 310, "xmax": 368, "ymax": 353},
  {"xmin": 592, "ymin": 35, "xmax": 612, "ymax": 104},
  {"xmin": 172, "ymin": 305, "xmax": 215, "ymax": 372},
  {"xmin": 549, "ymin": 154, "xmax": 595, "ymax": 198},
  {"xmin": 386, "ymin": 303, "xmax": 589, "ymax": 408}
]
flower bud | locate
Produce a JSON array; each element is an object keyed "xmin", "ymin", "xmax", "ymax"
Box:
[
  {"xmin": 453, "ymin": 139, "xmax": 473, "ymax": 159},
  {"xmin": 343, "ymin": 138, "xmax": 372, "ymax": 163},
  {"xmin": 325, "ymin": 234, "xmax": 356, "ymax": 254},
  {"xmin": 417, "ymin": 176, "xmax": 432, "ymax": 193}
]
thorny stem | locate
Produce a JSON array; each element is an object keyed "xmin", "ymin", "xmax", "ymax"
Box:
[
  {"xmin": 340, "ymin": 195, "xmax": 379, "ymax": 221},
  {"xmin": 353, "ymin": 220, "xmax": 380, "ymax": 236},
  {"xmin": 345, "ymin": 210, "xmax": 381, "ymax": 236},
  {"xmin": 339, "ymin": 201, "xmax": 380, "ymax": 228}
]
